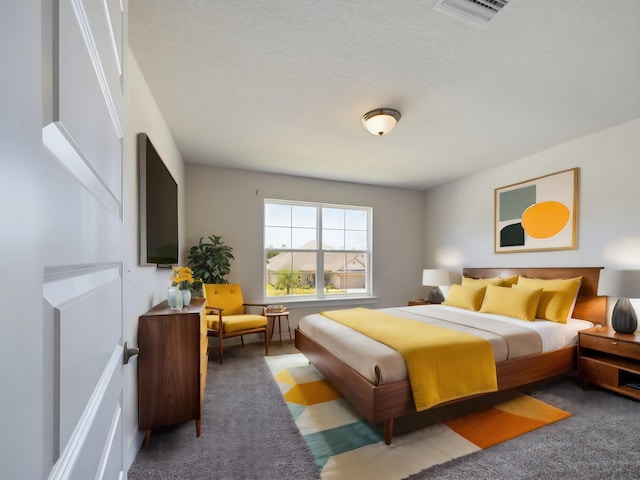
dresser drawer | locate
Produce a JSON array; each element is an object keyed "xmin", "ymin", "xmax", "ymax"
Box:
[{"xmin": 580, "ymin": 334, "xmax": 640, "ymax": 361}]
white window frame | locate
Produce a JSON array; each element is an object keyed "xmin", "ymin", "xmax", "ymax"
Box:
[{"xmin": 263, "ymin": 199, "xmax": 374, "ymax": 305}]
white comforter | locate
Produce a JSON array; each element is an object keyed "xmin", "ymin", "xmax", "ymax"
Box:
[{"xmin": 297, "ymin": 304, "xmax": 593, "ymax": 386}]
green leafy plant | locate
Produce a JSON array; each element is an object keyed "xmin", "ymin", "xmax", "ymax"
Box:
[{"xmin": 187, "ymin": 235, "xmax": 235, "ymax": 291}]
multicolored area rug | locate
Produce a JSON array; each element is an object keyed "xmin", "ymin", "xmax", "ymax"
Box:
[{"xmin": 265, "ymin": 353, "xmax": 571, "ymax": 480}]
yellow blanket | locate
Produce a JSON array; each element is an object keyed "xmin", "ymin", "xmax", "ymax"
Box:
[{"xmin": 321, "ymin": 308, "xmax": 498, "ymax": 411}]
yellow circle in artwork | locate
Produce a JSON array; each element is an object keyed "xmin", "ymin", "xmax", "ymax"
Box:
[{"xmin": 521, "ymin": 201, "xmax": 570, "ymax": 239}]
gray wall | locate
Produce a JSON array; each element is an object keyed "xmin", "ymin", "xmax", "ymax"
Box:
[
  {"xmin": 423, "ymin": 118, "xmax": 640, "ymax": 319},
  {"xmin": 185, "ymin": 167, "xmax": 425, "ymax": 327},
  {"xmin": 123, "ymin": 50, "xmax": 188, "ymax": 468}
]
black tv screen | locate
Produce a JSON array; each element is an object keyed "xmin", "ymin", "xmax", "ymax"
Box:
[{"xmin": 138, "ymin": 133, "xmax": 179, "ymax": 266}]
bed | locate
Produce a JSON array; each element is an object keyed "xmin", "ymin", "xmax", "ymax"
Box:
[{"xmin": 294, "ymin": 267, "xmax": 606, "ymax": 444}]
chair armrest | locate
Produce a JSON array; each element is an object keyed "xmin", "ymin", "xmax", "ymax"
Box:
[
  {"xmin": 243, "ymin": 303, "xmax": 268, "ymax": 315},
  {"xmin": 205, "ymin": 307, "xmax": 224, "ymax": 314}
]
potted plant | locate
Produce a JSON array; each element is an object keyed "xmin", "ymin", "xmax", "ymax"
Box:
[{"xmin": 187, "ymin": 234, "xmax": 235, "ymax": 293}]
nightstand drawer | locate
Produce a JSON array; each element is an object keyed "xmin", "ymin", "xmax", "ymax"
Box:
[
  {"xmin": 580, "ymin": 334, "xmax": 640, "ymax": 361},
  {"xmin": 579, "ymin": 358, "xmax": 618, "ymax": 387}
]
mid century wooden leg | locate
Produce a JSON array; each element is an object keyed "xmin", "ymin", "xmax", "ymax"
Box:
[
  {"xmin": 196, "ymin": 419, "xmax": 201, "ymax": 437},
  {"xmin": 144, "ymin": 429, "xmax": 152, "ymax": 447},
  {"xmin": 384, "ymin": 419, "xmax": 394, "ymax": 445}
]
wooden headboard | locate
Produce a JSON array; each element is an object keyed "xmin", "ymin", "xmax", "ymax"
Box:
[{"xmin": 462, "ymin": 267, "xmax": 606, "ymax": 326}]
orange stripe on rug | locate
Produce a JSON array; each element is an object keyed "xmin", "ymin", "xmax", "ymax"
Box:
[
  {"xmin": 444, "ymin": 395, "xmax": 571, "ymax": 449},
  {"xmin": 284, "ymin": 380, "xmax": 342, "ymax": 406}
]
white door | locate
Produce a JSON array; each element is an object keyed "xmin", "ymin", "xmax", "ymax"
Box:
[
  {"xmin": 1, "ymin": 1, "xmax": 127, "ymax": 479},
  {"xmin": 43, "ymin": 1, "xmax": 127, "ymax": 478}
]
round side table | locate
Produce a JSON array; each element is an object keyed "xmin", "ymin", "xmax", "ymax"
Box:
[{"xmin": 266, "ymin": 310, "xmax": 292, "ymax": 345}]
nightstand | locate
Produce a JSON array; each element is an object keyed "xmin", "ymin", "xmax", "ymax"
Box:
[
  {"xmin": 408, "ymin": 299, "xmax": 431, "ymax": 306},
  {"xmin": 578, "ymin": 326, "xmax": 640, "ymax": 401}
]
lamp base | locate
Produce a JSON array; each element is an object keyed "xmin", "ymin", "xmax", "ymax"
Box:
[
  {"xmin": 427, "ymin": 287, "xmax": 444, "ymax": 305},
  {"xmin": 611, "ymin": 298, "xmax": 638, "ymax": 334}
]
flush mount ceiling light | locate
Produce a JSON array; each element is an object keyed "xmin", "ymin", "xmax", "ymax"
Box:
[{"xmin": 361, "ymin": 108, "xmax": 401, "ymax": 136}]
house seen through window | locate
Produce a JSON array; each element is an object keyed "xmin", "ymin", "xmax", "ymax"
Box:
[{"xmin": 264, "ymin": 200, "xmax": 372, "ymax": 299}]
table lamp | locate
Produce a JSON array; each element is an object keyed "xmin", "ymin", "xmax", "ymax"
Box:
[
  {"xmin": 597, "ymin": 269, "xmax": 640, "ymax": 334},
  {"xmin": 422, "ymin": 269, "xmax": 452, "ymax": 304}
]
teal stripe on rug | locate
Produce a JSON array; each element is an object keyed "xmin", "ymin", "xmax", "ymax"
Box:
[
  {"xmin": 305, "ymin": 420, "xmax": 382, "ymax": 468},
  {"xmin": 287, "ymin": 402, "xmax": 306, "ymax": 420}
]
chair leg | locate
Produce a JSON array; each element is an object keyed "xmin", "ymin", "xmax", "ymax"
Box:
[
  {"xmin": 264, "ymin": 329, "xmax": 269, "ymax": 356},
  {"xmin": 218, "ymin": 336, "xmax": 224, "ymax": 364}
]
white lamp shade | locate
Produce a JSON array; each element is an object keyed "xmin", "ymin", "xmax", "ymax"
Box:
[
  {"xmin": 597, "ymin": 269, "xmax": 640, "ymax": 298},
  {"xmin": 422, "ymin": 269, "xmax": 452, "ymax": 287}
]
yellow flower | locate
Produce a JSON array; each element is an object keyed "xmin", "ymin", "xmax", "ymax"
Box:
[{"xmin": 171, "ymin": 266, "xmax": 194, "ymax": 289}]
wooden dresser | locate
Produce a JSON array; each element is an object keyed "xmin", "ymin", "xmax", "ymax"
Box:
[{"xmin": 138, "ymin": 298, "xmax": 208, "ymax": 444}]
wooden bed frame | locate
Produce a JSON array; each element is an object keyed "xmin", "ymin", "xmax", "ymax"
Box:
[{"xmin": 294, "ymin": 267, "xmax": 606, "ymax": 445}]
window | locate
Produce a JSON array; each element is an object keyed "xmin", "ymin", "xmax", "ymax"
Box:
[{"xmin": 264, "ymin": 200, "xmax": 372, "ymax": 300}]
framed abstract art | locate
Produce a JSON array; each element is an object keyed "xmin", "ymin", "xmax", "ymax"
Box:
[{"xmin": 495, "ymin": 168, "xmax": 578, "ymax": 253}]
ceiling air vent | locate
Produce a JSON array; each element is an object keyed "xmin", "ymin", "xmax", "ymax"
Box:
[{"xmin": 433, "ymin": 0, "xmax": 509, "ymax": 26}]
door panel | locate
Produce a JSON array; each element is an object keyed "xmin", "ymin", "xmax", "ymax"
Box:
[
  {"xmin": 56, "ymin": 0, "xmax": 123, "ymax": 197},
  {"xmin": 43, "ymin": 265, "xmax": 121, "ymax": 454}
]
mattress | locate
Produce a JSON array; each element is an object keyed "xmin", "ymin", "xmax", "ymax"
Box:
[{"xmin": 297, "ymin": 304, "xmax": 594, "ymax": 386}]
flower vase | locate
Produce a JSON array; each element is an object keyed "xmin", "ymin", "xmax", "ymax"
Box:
[
  {"xmin": 168, "ymin": 287, "xmax": 183, "ymax": 311},
  {"xmin": 181, "ymin": 289, "xmax": 192, "ymax": 306}
]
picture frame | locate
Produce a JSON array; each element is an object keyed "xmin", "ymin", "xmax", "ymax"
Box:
[{"xmin": 494, "ymin": 168, "xmax": 578, "ymax": 253}]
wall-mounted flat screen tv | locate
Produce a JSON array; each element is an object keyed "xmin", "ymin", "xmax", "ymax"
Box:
[{"xmin": 138, "ymin": 133, "xmax": 179, "ymax": 266}]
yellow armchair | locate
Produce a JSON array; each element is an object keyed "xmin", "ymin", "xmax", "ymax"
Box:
[{"xmin": 203, "ymin": 284, "xmax": 269, "ymax": 363}]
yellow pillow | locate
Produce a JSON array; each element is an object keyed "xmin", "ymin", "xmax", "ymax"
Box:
[
  {"xmin": 462, "ymin": 276, "xmax": 504, "ymax": 287},
  {"xmin": 442, "ymin": 284, "xmax": 487, "ymax": 311},
  {"xmin": 515, "ymin": 276, "xmax": 582, "ymax": 324},
  {"xmin": 479, "ymin": 285, "xmax": 543, "ymax": 321},
  {"xmin": 502, "ymin": 275, "xmax": 519, "ymax": 287}
]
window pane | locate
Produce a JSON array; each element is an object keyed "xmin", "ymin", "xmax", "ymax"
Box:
[
  {"xmin": 323, "ymin": 208, "xmax": 344, "ymax": 229},
  {"xmin": 266, "ymin": 252, "xmax": 296, "ymax": 297},
  {"xmin": 265, "ymin": 251, "xmax": 316, "ymax": 297},
  {"xmin": 265, "ymin": 203, "xmax": 291, "ymax": 227},
  {"xmin": 345, "ymin": 209, "xmax": 367, "ymax": 230},
  {"xmin": 345, "ymin": 230, "xmax": 367, "ymax": 250},
  {"xmin": 292, "ymin": 252, "xmax": 316, "ymax": 295},
  {"xmin": 292, "ymin": 205, "xmax": 316, "ymax": 228},
  {"xmin": 322, "ymin": 229, "xmax": 344, "ymax": 250},
  {"xmin": 291, "ymin": 227, "xmax": 316, "ymax": 249},
  {"xmin": 265, "ymin": 226, "xmax": 291, "ymax": 249},
  {"xmin": 324, "ymin": 252, "xmax": 367, "ymax": 294}
]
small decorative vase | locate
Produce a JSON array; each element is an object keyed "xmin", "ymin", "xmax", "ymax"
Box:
[
  {"xmin": 181, "ymin": 289, "xmax": 191, "ymax": 306},
  {"xmin": 168, "ymin": 287, "xmax": 183, "ymax": 311},
  {"xmin": 611, "ymin": 298, "xmax": 638, "ymax": 334}
]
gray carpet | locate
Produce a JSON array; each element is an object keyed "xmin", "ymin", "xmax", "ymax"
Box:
[
  {"xmin": 129, "ymin": 351, "xmax": 639, "ymax": 480},
  {"xmin": 406, "ymin": 378, "xmax": 640, "ymax": 480},
  {"xmin": 128, "ymin": 352, "xmax": 320, "ymax": 480}
]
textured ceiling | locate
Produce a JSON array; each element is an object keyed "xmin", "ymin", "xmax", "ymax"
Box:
[{"xmin": 128, "ymin": 1, "xmax": 640, "ymax": 190}]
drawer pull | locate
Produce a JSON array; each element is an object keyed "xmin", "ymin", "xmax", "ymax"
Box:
[{"xmin": 611, "ymin": 342, "xmax": 618, "ymax": 345}]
